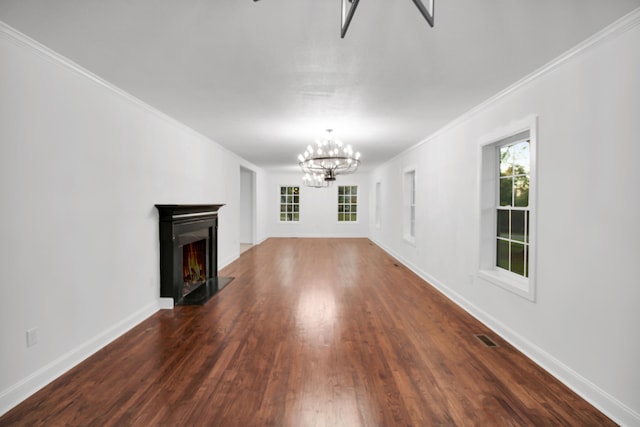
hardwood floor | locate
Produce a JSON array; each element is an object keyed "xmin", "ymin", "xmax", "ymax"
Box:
[{"xmin": 0, "ymin": 238, "xmax": 614, "ymax": 426}]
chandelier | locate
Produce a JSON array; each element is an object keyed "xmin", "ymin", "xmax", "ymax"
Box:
[
  {"xmin": 302, "ymin": 172, "xmax": 331, "ymax": 188},
  {"xmin": 342, "ymin": 0, "xmax": 434, "ymax": 38},
  {"xmin": 298, "ymin": 130, "xmax": 361, "ymax": 187},
  {"xmin": 253, "ymin": 0, "xmax": 434, "ymax": 39}
]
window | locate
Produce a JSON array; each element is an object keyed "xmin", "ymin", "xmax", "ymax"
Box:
[
  {"xmin": 497, "ymin": 140, "xmax": 530, "ymax": 277},
  {"xmin": 375, "ymin": 181, "xmax": 381, "ymax": 228},
  {"xmin": 338, "ymin": 185, "xmax": 358, "ymax": 222},
  {"xmin": 403, "ymin": 169, "xmax": 416, "ymax": 243},
  {"xmin": 478, "ymin": 115, "xmax": 536, "ymax": 301},
  {"xmin": 279, "ymin": 186, "xmax": 299, "ymax": 222}
]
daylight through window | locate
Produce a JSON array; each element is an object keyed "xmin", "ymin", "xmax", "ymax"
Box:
[
  {"xmin": 280, "ymin": 186, "xmax": 300, "ymax": 222},
  {"xmin": 338, "ymin": 186, "xmax": 358, "ymax": 222},
  {"xmin": 403, "ymin": 169, "xmax": 416, "ymax": 242},
  {"xmin": 478, "ymin": 117, "xmax": 536, "ymax": 300},
  {"xmin": 496, "ymin": 140, "xmax": 530, "ymax": 277}
]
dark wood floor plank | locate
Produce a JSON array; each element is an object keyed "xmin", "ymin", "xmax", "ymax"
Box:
[{"xmin": 0, "ymin": 238, "xmax": 616, "ymax": 426}]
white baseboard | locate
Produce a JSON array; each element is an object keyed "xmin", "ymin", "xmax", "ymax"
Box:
[
  {"xmin": 0, "ymin": 300, "xmax": 162, "ymax": 417},
  {"xmin": 268, "ymin": 233, "xmax": 369, "ymax": 238},
  {"xmin": 158, "ymin": 297, "xmax": 174, "ymax": 309},
  {"xmin": 370, "ymin": 238, "xmax": 640, "ymax": 427},
  {"xmin": 219, "ymin": 254, "xmax": 239, "ymax": 270}
]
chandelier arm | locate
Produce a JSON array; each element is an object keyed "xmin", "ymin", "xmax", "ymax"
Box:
[
  {"xmin": 255, "ymin": 1, "xmax": 433, "ymax": 38},
  {"xmin": 341, "ymin": 0, "xmax": 361, "ymax": 38},
  {"xmin": 411, "ymin": 0, "xmax": 435, "ymax": 27}
]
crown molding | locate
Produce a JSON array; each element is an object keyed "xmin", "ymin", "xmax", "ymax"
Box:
[
  {"xmin": 0, "ymin": 20, "xmax": 256, "ymax": 168},
  {"xmin": 400, "ymin": 6, "xmax": 640, "ymax": 157},
  {"xmin": 0, "ymin": 21, "xmax": 169, "ymax": 126}
]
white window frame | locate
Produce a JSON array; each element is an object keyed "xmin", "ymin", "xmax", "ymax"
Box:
[
  {"xmin": 403, "ymin": 168, "xmax": 416, "ymax": 245},
  {"xmin": 279, "ymin": 185, "xmax": 300, "ymax": 222},
  {"xmin": 337, "ymin": 185, "xmax": 358, "ymax": 223},
  {"xmin": 375, "ymin": 181, "xmax": 382, "ymax": 229},
  {"xmin": 478, "ymin": 115, "xmax": 537, "ymax": 301}
]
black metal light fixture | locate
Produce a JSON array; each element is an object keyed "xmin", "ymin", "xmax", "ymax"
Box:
[
  {"xmin": 341, "ymin": 0, "xmax": 435, "ymax": 37},
  {"xmin": 255, "ymin": 0, "xmax": 435, "ymax": 38},
  {"xmin": 341, "ymin": 0, "xmax": 361, "ymax": 38},
  {"xmin": 412, "ymin": 0, "xmax": 435, "ymax": 27}
]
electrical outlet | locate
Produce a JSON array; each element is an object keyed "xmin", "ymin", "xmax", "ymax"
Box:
[{"xmin": 26, "ymin": 328, "xmax": 38, "ymax": 348}]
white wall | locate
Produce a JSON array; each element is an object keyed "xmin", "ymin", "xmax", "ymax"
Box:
[
  {"xmin": 239, "ymin": 167, "xmax": 254, "ymax": 244},
  {"xmin": 0, "ymin": 23, "xmax": 265, "ymax": 414},
  {"xmin": 266, "ymin": 171, "xmax": 370, "ymax": 238},
  {"xmin": 254, "ymin": 168, "xmax": 269, "ymax": 245},
  {"xmin": 370, "ymin": 14, "xmax": 640, "ymax": 426}
]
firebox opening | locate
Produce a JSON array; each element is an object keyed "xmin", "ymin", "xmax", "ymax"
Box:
[{"xmin": 182, "ymin": 239, "xmax": 207, "ymax": 296}]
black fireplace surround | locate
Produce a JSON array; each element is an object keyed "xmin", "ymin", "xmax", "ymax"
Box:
[{"xmin": 155, "ymin": 204, "xmax": 232, "ymax": 305}]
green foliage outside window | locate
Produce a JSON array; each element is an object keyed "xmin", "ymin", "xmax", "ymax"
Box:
[
  {"xmin": 497, "ymin": 140, "xmax": 530, "ymax": 277},
  {"xmin": 280, "ymin": 186, "xmax": 300, "ymax": 222},
  {"xmin": 338, "ymin": 186, "xmax": 358, "ymax": 222}
]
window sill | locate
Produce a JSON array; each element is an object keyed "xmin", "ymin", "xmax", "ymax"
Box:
[
  {"xmin": 403, "ymin": 235, "xmax": 416, "ymax": 246},
  {"xmin": 477, "ymin": 268, "xmax": 535, "ymax": 302}
]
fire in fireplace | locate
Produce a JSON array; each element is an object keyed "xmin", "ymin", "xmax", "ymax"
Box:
[{"xmin": 183, "ymin": 239, "xmax": 207, "ymax": 295}]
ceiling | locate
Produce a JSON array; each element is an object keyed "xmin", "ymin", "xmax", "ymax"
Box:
[{"xmin": 1, "ymin": 0, "xmax": 639, "ymax": 171}]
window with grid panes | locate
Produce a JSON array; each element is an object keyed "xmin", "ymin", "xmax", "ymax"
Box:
[
  {"xmin": 497, "ymin": 139, "xmax": 530, "ymax": 277},
  {"xmin": 478, "ymin": 117, "xmax": 536, "ymax": 301},
  {"xmin": 403, "ymin": 169, "xmax": 416, "ymax": 242},
  {"xmin": 279, "ymin": 186, "xmax": 299, "ymax": 222},
  {"xmin": 337, "ymin": 185, "xmax": 358, "ymax": 222}
]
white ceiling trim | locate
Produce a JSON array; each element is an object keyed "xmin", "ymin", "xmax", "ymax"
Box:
[
  {"xmin": 0, "ymin": 19, "xmax": 252, "ymax": 166},
  {"xmin": 392, "ymin": 6, "xmax": 640, "ymax": 163}
]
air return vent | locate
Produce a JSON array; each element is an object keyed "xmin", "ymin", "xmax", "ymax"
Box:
[{"xmin": 475, "ymin": 334, "xmax": 499, "ymax": 348}]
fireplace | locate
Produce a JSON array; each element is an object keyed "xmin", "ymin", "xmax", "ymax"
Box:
[{"xmin": 155, "ymin": 204, "xmax": 231, "ymax": 305}]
